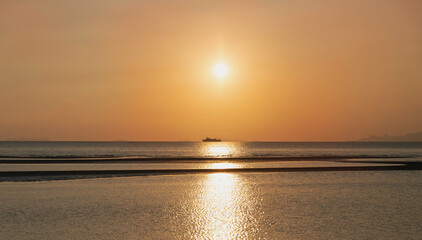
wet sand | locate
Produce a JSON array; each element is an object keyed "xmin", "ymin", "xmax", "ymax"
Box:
[
  {"xmin": 1, "ymin": 156, "xmax": 420, "ymax": 182},
  {"xmin": 1, "ymin": 161, "xmax": 420, "ymax": 178},
  {"xmin": 0, "ymin": 155, "xmax": 408, "ymax": 164}
]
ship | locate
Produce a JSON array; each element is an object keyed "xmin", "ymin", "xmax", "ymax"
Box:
[{"xmin": 202, "ymin": 137, "xmax": 221, "ymax": 142}]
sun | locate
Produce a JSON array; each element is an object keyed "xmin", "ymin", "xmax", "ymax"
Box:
[{"xmin": 213, "ymin": 62, "xmax": 229, "ymax": 79}]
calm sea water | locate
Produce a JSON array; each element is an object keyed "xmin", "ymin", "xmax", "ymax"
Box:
[
  {"xmin": 1, "ymin": 171, "xmax": 421, "ymax": 239},
  {"xmin": 0, "ymin": 141, "xmax": 421, "ymax": 158}
]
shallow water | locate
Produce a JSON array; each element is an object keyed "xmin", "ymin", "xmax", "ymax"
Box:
[
  {"xmin": 0, "ymin": 161, "xmax": 401, "ymax": 172},
  {"xmin": 1, "ymin": 171, "xmax": 421, "ymax": 239}
]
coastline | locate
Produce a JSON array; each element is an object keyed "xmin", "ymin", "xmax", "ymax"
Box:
[
  {"xmin": 0, "ymin": 155, "xmax": 411, "ymax": 164},
  {"xmin": 1, "ymin": 160, "xmax": 421, "ymax": 182}
]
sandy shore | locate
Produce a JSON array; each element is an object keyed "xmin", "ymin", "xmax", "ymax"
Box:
[
  {"xmin": 0, "ymin": 155, "xmax": 408, "ymax": 164},
  {"xmin": 1, "ymin": 161, "xmax": 421, "ymax": 177}
]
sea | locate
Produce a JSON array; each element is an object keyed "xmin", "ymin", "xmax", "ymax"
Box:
[
  {"xmin": 0, "ymin": 141, "xmax": 421, "ymax": 159},
  {"xmin": 1, "ymin": 141, "xmax": 421, "ymax": 239}
]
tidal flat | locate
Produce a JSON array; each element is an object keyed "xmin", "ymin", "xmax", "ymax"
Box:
[{"xmin": 1, "ymin": 171, "xmax": 421, "ymax": 239}]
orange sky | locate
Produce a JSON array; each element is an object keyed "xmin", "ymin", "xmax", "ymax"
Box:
[{"xmin": 1, "ymin": 0, "xmax": 421, "ymax": 141}]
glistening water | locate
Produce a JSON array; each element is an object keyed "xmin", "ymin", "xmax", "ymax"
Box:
[
  {"xmin": 1, "ymin": 141, "xmax": 421, "ymax": 158},
  {"xmin": 1, "ymin": 141, "xmax": 421, "ymax": 239},
  {"xmin": 1, "ymin": 171, "xmax": 421, "ymax": 239}
]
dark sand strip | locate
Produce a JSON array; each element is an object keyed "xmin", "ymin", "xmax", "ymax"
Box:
[
  {"xmin": 1, "ymin": 163, "xmax": 421, "ymax": 178},
  {"xmin": 0, "ymin": 156, "xmax": 408, "ymax": 164}
]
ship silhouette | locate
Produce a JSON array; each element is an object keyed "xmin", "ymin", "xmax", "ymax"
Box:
[{"xmin": 202, "ymin": 137, "xmax": 221, "ymax": 142}]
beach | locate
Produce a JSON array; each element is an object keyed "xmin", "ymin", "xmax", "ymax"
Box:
[{"xmin": 0, "ymin": 141, "xmax": 421, "ymax": 239}]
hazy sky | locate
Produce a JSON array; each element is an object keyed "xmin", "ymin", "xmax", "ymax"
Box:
[{"xmin": 1, "ymin": 0, "xmax": 421, "ymax": 141}]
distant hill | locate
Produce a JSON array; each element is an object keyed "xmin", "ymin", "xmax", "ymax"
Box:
[
  {"xmin": 4, "ymin": 137, "xmax": 51, "ymax": 141},
  {"xmin": 359, "ymin": 131, "xmax": 422, "ymax": 142}
]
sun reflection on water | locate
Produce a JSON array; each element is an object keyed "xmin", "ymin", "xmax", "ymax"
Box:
[
  {"xmin": 201, "ymin": 142, "xmax": 240, "ymax": 157},
  {"xmin": 189, "ymin": 173, "xmax": 259, "ymax": 239},
  {"xmin": 209, "ymin": 162, "xmax": 240, "ymax": 169}
]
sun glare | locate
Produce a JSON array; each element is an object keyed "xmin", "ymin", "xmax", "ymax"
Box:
[
  {"xmin": 209, "ymin": 162, "xmax": 239, "ymax": 169},
  {"xmin": 213, "ymin": 62, "xmax": 229, "ymax": 79}
]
